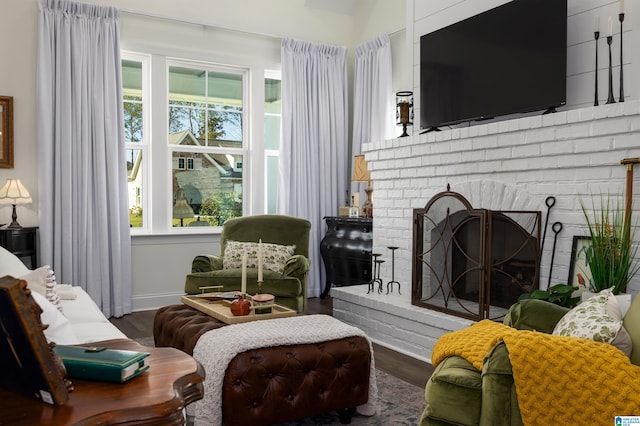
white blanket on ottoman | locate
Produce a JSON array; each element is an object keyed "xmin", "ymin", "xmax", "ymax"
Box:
[{"xmin": 192, "ymin": 314, "xmax": 378, "ymax": 426}]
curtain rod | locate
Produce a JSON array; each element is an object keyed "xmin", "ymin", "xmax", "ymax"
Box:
[{"xmin": 119, "ymin": 8, "xmax": 284, "ymax": 41}]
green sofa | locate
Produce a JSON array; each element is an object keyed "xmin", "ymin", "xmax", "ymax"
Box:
[
  {"xmin": 184, "ymin": 214, "xmax": 311, "ymax": 313},
  {"xmin": 421, "ymin": 294, "xmax": 640, "ymax": 425}
]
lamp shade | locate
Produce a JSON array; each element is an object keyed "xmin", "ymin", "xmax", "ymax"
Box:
[
  {"xmin": 352, "ymin": 155, "xmax": 370, "ymax": 182},
  {"xmin": 0, "ymin": 179, "xmax": 32, "ymax": 205}
]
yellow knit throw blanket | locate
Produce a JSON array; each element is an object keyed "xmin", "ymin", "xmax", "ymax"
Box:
[{"xmin": 432, "ymin": 320, "xmax": 640, "ymax": 425}]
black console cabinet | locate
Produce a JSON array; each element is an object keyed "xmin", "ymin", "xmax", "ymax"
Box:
[
  {"xmin": 320, "ymin": 217, "xmax": 372, "ymax": 298},
  {"xmin": 0, "ymin": 226, "xmax": 38, "ymax": 269}
]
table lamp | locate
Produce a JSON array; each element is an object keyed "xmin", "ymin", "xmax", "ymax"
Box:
[
  {"xmin": 352, "ymin": 155, "xmax": 373, "ymax": 218},
  {"xmin": 0, "ymin": 178, "xmax": 32, "ymax": 228}
]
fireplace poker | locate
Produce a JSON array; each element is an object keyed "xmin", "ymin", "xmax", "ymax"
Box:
[
  {"xmin": 547, "ymin": 221, "xmax": 563, "ymax": 289},
  {"xmin": 540, "ymin": 196, "xmax": 556, "ymax": 255},
  {"xmin": 621, "ymin": 158, "xmax": 640, "ymax": 241}
]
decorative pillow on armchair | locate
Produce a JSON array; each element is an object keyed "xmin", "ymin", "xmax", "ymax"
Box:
[
  {"xmin": 552, "ymin": 288, "xmax": 632, "ymax": 356},
  {"xmin": 223, "ymin": 240, "xmax": 296, "ymax": 275}
]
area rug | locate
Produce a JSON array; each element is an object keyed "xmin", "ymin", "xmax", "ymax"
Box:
[
  {"xmin": 275, "ymin": 369, "xmax": 425, "ymax": 425},
  {"xmin": 135, "ymin": 337, "xmax": 426, "ymax": 425}
]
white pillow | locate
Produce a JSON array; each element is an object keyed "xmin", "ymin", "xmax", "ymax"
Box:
[
  {"xmin": 19, "ymin": 265, "xmax": 63, "ymax": 314},
  {"xmin": 31, "ymin": 291, "xmax": 80, "ymax": 345},
  {"xmin": 18, "ymin": 266, "xmax": 49, "ymax": 295},
  {"xmin": 553, "ymin": 288, "xmax": 632, "ymax": 356},
  {"xmin": 223, "ymin": 240, "xmax": 296, "ymax": 275},
  {"xmin": 0, "ymin": 245, "xmax": 30, "ymax": 277}
]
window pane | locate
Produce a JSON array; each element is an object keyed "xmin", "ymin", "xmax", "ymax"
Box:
[
  {"xmin": 208, "ymin": 71, "xmax": 243, "ymax": 145},
  {"xmin": 208, "ymin": 71, "xmax": 243, "ymax": 109},
  {"xmin": 266, "ymin": 155, "xmax": 279, "ymax": 214},
  {"xmin": 123, "ymin": 60, "xmax": 143, "ymax": 142},
  {"xmin": 172, "ymin": 150, "xmax": 243, "ymax": 227},
  {"xmin": 169, "ymin": 66, "xmax": 244, "ymax": 146},
  {"xmin": 264, "ymin": 115, "xmax": 280, "ymax": 150},
  {"xmin": 127, "ymin": 149, "xmax": 143, "ymax": 228},
  {"xmin": 265, "ymin": 74, "xmax": 281, "ymax": 213}
]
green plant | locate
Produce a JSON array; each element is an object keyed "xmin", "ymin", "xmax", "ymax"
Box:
[
  {"xmin": 199, "ymin": 192, "xmax": 242, "ymax": 226},
  {"xmin": 518, "ymin": 284, "xmax": 580, "ymax": 308},
  {"xmin": 581, "ymin": 193, "xmax": 640, "ymax": 295}
]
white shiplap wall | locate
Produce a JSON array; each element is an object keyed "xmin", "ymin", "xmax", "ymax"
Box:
[{"xmin": 409, "ymin": 0, "xmax": 638, "ymax": 131}]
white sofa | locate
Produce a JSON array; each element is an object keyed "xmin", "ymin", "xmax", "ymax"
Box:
[{"xmin": 0, "ymin": 246, "xmax": 126, "ymax": 344}]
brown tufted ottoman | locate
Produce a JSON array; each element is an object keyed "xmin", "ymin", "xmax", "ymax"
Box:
[{"xmin": 153, "ymin": 304, "xmax": 371, "ymax": 425}]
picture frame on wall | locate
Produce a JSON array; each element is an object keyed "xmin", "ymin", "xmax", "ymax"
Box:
[
  {"xmin": 567, "ymin": 235, "xmax": 592, "ymax": 289},
  {"xmin": 0, "ymin": 96, "xmax": 14, "ymax": 169}
]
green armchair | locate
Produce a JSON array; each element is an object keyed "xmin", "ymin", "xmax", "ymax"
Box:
[
  {"xmin": 184, "ymin": 214, "xmax": 311, "ymax": 312},
  {"xmin": 421, "ymin": 294, "xmax": 640, "ymax": 426}
]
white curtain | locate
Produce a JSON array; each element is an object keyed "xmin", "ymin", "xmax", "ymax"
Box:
[
  {"xmin": 279, "ymin": 38, "xmax": 348, "ymax": 298},
  {"xmin": 37, "ymin": 0, "xmax": 131, "ymax": 318},
  {"xmin": 352, "ymin": 34, "xmax": 394, "ymax": 163}
]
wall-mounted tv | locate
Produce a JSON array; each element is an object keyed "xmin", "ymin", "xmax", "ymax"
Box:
[{"xmin": 420, "ymin": 0, "xmax": 567, "ymax": 131}]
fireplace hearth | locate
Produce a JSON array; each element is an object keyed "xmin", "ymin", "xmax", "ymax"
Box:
[{"xmin": 412, "ymin": 187, "xmax": 541, "ymax": 321}]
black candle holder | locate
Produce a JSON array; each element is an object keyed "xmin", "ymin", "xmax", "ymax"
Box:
[
  {"xmin": 594, "ymin": 30, "xmax": 599, "ymax": 106},
  {"xmin": 396, "ymin": 91, "xmax": 413, "ymax": 138},
  {"xmin": 386, "ymin": 246, "xmax": 400, "ymax": 295},
  {"xmin": 619, "ymin": 12, "xmax": 625, "ymax": 102},
  {"xmin": 606, "ymin": 35, "xmax": 616, "ymax": 104}
]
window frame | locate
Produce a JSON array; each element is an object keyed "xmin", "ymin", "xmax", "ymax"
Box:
[
  {"xmin": 122, "ymin": 51, "xmax": 151, "ymax": 233},
  {"xmin": 264, "ymin": 70, "xmax": 281, "ymax": 214},
  {"xmin": 166, "ymin": 58, "xmax": 250, "ymax": 230}
]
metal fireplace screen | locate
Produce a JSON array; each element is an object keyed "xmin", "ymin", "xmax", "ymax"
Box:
[{"xmin": 411, "ymin": 189, "xmax": 541, "ymax": 321}]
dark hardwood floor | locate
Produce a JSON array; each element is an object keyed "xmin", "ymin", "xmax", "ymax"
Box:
[{"xmin": 109, "ymin": 296, "xmax": 434, "ymax": 389}]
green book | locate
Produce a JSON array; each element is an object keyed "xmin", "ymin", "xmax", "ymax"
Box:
[{"xmin": 53, "ymin": 345, "xmax": 150, "ymax": 383}]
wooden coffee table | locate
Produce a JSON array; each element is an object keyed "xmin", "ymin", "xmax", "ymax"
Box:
[{"xmin": 0, "ymin": 339, "xmax": 204, "ymax": 425}]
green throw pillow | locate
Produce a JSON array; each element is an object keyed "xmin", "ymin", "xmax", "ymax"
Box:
[{"xmin": 552, "ymin": 288, "xmax": 631, "ymax": 356}]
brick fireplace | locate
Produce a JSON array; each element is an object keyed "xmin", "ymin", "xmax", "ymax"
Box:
[{"xmin": 332, "ymin": 101, "xmax": 640, "ymax": 362}]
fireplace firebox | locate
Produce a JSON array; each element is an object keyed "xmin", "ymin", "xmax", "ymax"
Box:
[{"xmin": 412, "ymin": 187, "xmax": 541, "ymax": 320}]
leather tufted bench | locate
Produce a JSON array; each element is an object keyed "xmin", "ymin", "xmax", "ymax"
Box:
[{"xmin": 153, "ymin": 304, "xmax": 371, "ymax": 425}]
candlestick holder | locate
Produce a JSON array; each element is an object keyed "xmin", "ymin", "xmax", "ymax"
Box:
[
  {"xmin": 606, "ymin": 35, "xmax": 616, "ymax": 104},
  {"xmin": 396, "ymin": 91, "xmax": 413, "ymax": 138},
  {"xmin": 619, "ymin": 13, "xmax": 625, "ymax": 102},
  {"xmin": 594, "ymin": 30, "xmax": 599, "ymax": 106},
  {"xmin": 386, "ymin": 246, "xmax": 400, "ymax": 295}
]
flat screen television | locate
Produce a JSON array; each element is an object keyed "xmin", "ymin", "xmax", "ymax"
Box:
[{"xmin": 420, "ymin": 0, "xmax": 567, "ymax": 131}]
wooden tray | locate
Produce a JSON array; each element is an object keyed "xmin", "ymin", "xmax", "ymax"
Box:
[{"xmin": 181, "ymin": 295, "xmax": 297, "ymax": 324}]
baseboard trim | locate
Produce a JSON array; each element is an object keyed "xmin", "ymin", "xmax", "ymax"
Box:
[{"xmin": 132, "ymin": 292, "xmax": 184, "ymax": 312}]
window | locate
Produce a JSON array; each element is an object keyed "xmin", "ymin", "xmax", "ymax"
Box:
[
  {"xmin": 168, "ymin": 61, "xmax": 246, "ymax": 227},
  {"xmin": 264, "ymin": 71, "xmax": 281, "ymax": 214},
  {"xmin": 122, "ymin": 54, "xmax": 150, "ymax": 229}
]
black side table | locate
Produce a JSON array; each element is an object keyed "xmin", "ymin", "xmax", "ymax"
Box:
[
  {"xmin": 0, "ymin": 226, "xmax": 38, "ymax": 269},
  {"xmin": 320, "ymin": 217, "xmax": 372, "ymax": 298}
]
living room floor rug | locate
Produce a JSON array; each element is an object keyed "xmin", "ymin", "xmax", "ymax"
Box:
[{"xmin": 274, "ymin": 368, "xmax": 425, "ymax": 425}]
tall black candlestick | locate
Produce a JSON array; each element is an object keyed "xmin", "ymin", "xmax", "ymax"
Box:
[
  {"xmin": 594, "ymin": 30, "xmax": 599, "ymax": 106},
  {"xmin": 619, "ymin": 13, "xmax": 625, "ymax": 102},
  {"xmin": 606, "ymin": 35, "xmax": 616, "ymax": 104}
]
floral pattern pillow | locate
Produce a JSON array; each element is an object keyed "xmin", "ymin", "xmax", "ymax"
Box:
[
  {"xmin": 223, "ymin": 240, "xmax": 296, "ymax": 275},
  {"xmin": 552, "ymin": 288, "xmax": 631, "ymax": 356}
]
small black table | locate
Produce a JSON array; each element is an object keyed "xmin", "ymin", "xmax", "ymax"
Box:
[
  {"xmin": 319, "ymin": 216, "xmax": 372, "ymax": 298},
  {"xmin": 0, "ymin": 226, "xmax": 38, "ymax": 268}
]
